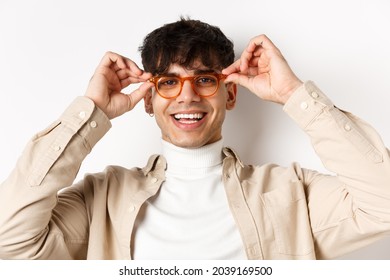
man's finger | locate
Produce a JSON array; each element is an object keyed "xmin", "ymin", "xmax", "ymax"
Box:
[
  {"xmin": 224, "ymin": 73, "xmax": 250, "ymax": 88},
  {"xmin": 124, "ymin": 58, "xmax": 144, "ymax": 76},
  {"xmin": 98, "ymin": 51, "xmax": 127, "ymax": 69},
  {"xmin": 127, "ymin": 82, "xmax": 155, "ymax": 111},
  {"xmin": 222, "ymin": 59, "xmax": 242, "ymax": 75}
]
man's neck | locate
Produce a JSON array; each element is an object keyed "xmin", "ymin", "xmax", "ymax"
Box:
[{"xmin": 161, "ymin": 139, "xmax": 224, "ymax": 176}]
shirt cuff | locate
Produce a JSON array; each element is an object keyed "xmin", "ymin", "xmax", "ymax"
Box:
[
  {"xmin": 60, "ymin": 96, "xmax": 112, "ymax": 151},
  {"xmin": 283, "ymin": 81, "xmax": 334, "ymax": 129}
]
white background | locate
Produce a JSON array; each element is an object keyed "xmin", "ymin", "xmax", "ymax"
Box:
[{"xmin": 0, "ymin": 0, "xmax": 389, "ymax": 259}]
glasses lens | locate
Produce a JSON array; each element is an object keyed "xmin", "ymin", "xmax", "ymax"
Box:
[
  {"xmin": 194, "ymin": 75, "xmax": 218, "ymax": 96},
  {"xmin": 157, "ymin": 77, "xmax": 181, "ymax": 98},
  {"xmin": 155, "ymin": 74, "xmax": 220, "ymax": 98}
]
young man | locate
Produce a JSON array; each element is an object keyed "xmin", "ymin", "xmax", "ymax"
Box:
[{"xmin": 0, "ymin": 18, "xmax": 389, "ymax": 260}]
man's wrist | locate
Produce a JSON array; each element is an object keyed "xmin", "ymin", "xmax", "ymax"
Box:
[{"xmin": 278, "ymin": 80, "xmax": 304, "ymax": 105}]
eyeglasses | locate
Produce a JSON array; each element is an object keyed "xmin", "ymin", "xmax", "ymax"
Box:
[{"xmin": 149, "ymin": 73, "xmax": 227, "ymax": 99}]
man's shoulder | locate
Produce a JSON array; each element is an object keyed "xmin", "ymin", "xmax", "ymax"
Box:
[
  {"xmin": 223, "ymin": 146, "xmax": 303, "ymax": 184},
  {"xmin": 238, "ymin": 161, "xmax": 302, "ymax": 181},
  {"xmin": 82, "ymin": 154, "xmax": 166, "ymax": 188}
]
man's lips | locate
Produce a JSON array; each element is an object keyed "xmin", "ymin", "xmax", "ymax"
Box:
[
  {"xmin": 170, "ymin": 111, "xmax": 207, "ymax": 126},
  {"xmin": 173, "ymin": 113, "xmax": 205, "ymax": 124}
]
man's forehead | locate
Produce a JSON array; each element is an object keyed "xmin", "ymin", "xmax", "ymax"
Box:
[{"xmin": 164, "ymin": 63, "xmax": 218, "ymax": 75}]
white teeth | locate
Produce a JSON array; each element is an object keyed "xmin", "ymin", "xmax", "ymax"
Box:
[{"xmin": 174, "ymin": 113, "xmax": 204, "ymax": 120}]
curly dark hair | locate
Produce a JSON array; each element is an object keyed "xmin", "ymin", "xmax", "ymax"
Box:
[{"xmin": 139, "ymin": 17, "xmax": 235, "ymax": 75}]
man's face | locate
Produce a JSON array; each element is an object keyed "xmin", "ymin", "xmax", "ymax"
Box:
[{"xmin": 145, "ymin": 63, "xmax": 236, "ymax": 148}]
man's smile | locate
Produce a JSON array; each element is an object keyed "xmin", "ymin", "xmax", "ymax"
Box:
[
  {"xmin": 170, "ymin": 111, "xmax": 208, "ymax": 129},
  {"xmin": 173, "ymin": 112, "xmax": 206, "ymax": 124}
]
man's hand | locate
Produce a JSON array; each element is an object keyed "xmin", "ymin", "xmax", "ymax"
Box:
[
  {"xmin": 85, "ymin": 52, "xmax": 153, "ymax": 119},
  {"xmin": 222, "ymin": 35, "xmax": 303, "ymax": 105}
]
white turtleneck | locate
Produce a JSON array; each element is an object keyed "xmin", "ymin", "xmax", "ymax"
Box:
[{"xmin": 132, "ymin": 140, "xmax": 247, "ymax": 260}]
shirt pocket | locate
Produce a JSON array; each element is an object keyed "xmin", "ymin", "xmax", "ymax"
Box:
[{"xmin": 261, "ymin": 181, "xmax": 315, "ymax": 256}]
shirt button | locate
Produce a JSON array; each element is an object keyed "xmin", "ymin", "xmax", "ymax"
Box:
[
  {"xmin": 300, "ymin": 102, "xmax": 309, "ymax": 110},
  {"xmin": 90, "ymin": 121, "xmax": 97, "ymax": 128},
  {"xmin": 79, "ymin": 111, "xmax": 86, "ymax": 119},
  {"xmin": 248, "ymin": 246, "xmax": 257, "ymax": 256},
  {"xmin": 311, "ymin": 91, "xmax": 319, "ymax": 98},
  {"xmin": 53, "ymin": 145, "xmax": 61, "ymax": 151},
  {"xmin": 151, "ymin": 177, "xmax": 158, "ymax": 183},
  {"xmin": 344, "ymin": 124, "xmax": 352, "ymax": 131},
  {"xmin": 128, "ymin": 205, "xmax": 136, "ymax": 212}
]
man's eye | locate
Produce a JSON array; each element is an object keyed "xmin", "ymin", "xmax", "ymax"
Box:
[
  {"xmin": 159, "ymin": 78, "xmax": 178, "ymax": 88},
  {"xmin": 196, "ymin": 76, "xmax": 217, "ymax": 86}
]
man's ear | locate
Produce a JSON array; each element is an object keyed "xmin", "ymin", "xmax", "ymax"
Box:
[
  {"xmin": 226, "ymin": 83, "xmax": 237, "ymax": 110},
  {"xmin": 144, "ymin": 89, "xmax": 154, "ymax": 114}
]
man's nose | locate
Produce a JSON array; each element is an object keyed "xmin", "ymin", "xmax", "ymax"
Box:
[{"xmin": 176, "ymin": 80, "xmax": 201, "ymax": 103}]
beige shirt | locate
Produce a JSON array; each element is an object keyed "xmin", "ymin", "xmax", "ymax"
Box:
[{"xmin": 1, "ymin": 81, "xmax": 389, "ymax": 259}]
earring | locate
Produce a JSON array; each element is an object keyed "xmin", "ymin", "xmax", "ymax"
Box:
[{"xmin": 149, "ymin": 113, "xmax": 154, "ymax": 117}]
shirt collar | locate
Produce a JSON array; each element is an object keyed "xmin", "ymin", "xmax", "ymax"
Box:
[{"xmin": 161, "ymin": 139, "xmax": 224, "ymax": 174}]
